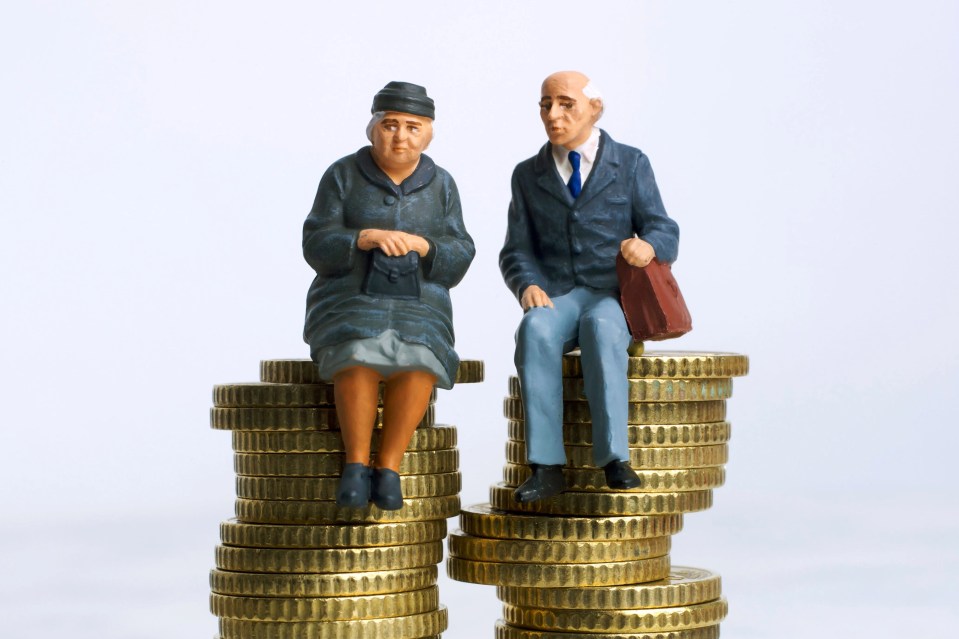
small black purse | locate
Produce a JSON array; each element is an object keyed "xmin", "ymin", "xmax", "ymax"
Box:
[{"xmin": 362, "ymin": 249, "xmax": 421, "ymax": 299}]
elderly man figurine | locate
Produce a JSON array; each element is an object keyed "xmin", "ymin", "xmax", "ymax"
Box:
[{"xmin": 500, "ymin": 71, "xmax": 680, "ymax": 503}]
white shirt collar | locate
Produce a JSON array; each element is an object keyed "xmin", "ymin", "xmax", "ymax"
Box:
[{"xmin": 551, "ymin": 127, "xmax": 601, "ymax": 185}]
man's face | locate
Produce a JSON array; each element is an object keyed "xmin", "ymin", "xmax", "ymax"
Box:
[
  {"xmin": 370, "ymin": 111, "xmax": 433, "ymax": 171},
  {"xmin": 539, "ymin": 73, "xmax": 600, "ymax": 149}
]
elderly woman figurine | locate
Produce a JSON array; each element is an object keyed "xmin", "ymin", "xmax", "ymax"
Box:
[{"xmin": 303, "ymin": 81, "xmax": 474, "ymax": 510}]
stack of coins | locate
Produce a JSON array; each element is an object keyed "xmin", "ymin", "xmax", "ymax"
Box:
[
  {"xmin": 209, "ymin": 358, "xmax": 483, "ymax": 639},
  {"xmin": 448, "ymin": 351, "xmax": 748, "ymax": 638}
]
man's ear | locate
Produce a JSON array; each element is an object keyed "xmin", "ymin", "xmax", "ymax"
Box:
[{"xmin": 590, "ymin": 98, "xmax": 604, "ymax": 122}]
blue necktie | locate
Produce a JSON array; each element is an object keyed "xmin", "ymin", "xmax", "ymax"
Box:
[{"xmin": 567, "ymin": 150, "xmax": 582, "ymax": 198}]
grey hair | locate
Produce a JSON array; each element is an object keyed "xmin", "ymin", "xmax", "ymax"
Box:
[
  {"xmin": 582, "ymin": 80, "xmax": 605, "ymax": 119},
  {"xmin": 366, "ymin": 112, "xmax": 386, "ymax": 142}
]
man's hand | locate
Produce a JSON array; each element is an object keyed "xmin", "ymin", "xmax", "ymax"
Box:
[
  {"xmin": 521, "ymin": 284, "xmax": 554, "ymax": 310},
  {"xmin": 620, "ymin": 238, "xmax": 656, "ymax": 267},
  {"xmin": 358, "ymin": 229, "xmax": 430, "ymax": 257}
]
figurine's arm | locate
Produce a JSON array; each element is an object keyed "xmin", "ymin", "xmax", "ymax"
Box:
[
  {"xmin": 500, "ymin": 170, "xmax": 549, "ymax": 307},
  {"xmin": 420, "ymin": 177, "xmax": 475, "ymax": 289},
  {"xmin": 627, "ymin": 153, "xmax": 679, "ymax": 264},
  {"xmin": 302, "ymin": 164, "xmax": 360, "ymax": 276}
]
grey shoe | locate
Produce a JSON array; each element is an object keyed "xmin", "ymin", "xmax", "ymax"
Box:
[
  {"xmin": 371, "ymin": 467, "xmax": 403, "ymax": 510},
  {"xmin": 336, "ymin": 463, "xmax": 371, "ymax": 508},
  {"xmin": 514, "ymin": 464, "xmax": 566, "ymax": 503}
]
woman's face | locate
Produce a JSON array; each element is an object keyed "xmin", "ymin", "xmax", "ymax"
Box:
[{"xmin": 370, "ymin": 111, "xmax": 433, "ymax": 173}]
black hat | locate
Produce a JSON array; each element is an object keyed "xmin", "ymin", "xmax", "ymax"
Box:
[{"xmin": 371, "ymin": 81, "xmax": 435, "ymax": 120}]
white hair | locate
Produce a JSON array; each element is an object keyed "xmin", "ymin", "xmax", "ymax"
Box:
[
  {"xmin": 582, "ymin": 80, "xmax": 605, "ymax": 119},
  {"xmin": 366, "ymin": 111, "xmax": 386, "ymax": 142}
]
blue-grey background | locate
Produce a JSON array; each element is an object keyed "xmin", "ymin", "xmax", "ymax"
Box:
[{"xmin": 2, "ymin": 1, "xmax": 957, "ymax": 636}]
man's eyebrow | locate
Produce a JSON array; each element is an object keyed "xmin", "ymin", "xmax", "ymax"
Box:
[{"xmin": 540, "ymin": 95, "xmax": 576, "ymax": 101}]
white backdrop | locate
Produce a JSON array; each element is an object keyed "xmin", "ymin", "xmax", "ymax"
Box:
[{"xmin": 2, "ymin": 1, "xmax": 957, "ymax": 637}]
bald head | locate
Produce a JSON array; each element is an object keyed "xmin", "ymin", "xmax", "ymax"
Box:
[{"xmin": 539, "ymin": 71, "xmax": 604, "ymax": 149}]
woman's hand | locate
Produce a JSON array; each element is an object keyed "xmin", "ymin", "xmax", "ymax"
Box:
[{"xmin": 358, "ymin": 229, "xmax": 430, "ymax": 257}]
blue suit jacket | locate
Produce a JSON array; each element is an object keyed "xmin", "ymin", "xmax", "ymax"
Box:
[{"xmin": 500, "ymin": 131, "xmax": 679, "ymax": 301}]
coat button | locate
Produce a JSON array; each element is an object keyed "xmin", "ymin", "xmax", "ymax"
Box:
[
  {"xmin": 571, "ymin": 241, "xmax": 583, "ymax": 255},
  {"xmin": 570, "ymin": 211, "xmax": 580, "ymax": 222},
  {"xmin": 384, "ymin": 195, "xmax": 396, "ymax": 205}
]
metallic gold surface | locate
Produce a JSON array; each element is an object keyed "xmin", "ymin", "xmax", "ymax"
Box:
[
  {"xmin": 209, "ymin": 567, "xmax": 438, "ymax": 597},
  {"xmin": 490, "ymin": 484, "xmax": 713, "ymax": 516},
  {"xmin": 236, "ymin": 472, "xmax": 461, "ymax": 501},
  {"xmin": 447, "ymin": 554, "xmax": 670, "ymax": 587},
  {"xmin": 497, "ymin": 566, "xmax": 722, "ymax": 609},
  {"xmin": 501, "ymin": 598, "xmax": 727, "ymax": 633},
  {"xmin": 506, "ymin": 420, "xmax": 731, "ymax": 447},
  {"xmin": 261, "ymin": 357, "xmax": 484, "ymax": 384},
  {"xmin": 448, "ymin": 530, "xmax": 670, "ymax": 564},
  {"xmin": 214, "ymin": 383, "xmax": 433, "ymax": 407},
  {"xmin": 503, "ymin": 399, "xmax": 726, "ymax": 425},
  {"xmin": 219, "ymin": 519, "xmax": 448, "ymax": 549},
  {"xmin": 232, "ymin": 425, "xmax": 457, "ymax": 453},
  {"xmin": 210, "ymin": 586, "xmax": 438, "ymax": 621},
  {"xmin": 506, "ymin": 377, "xmax": 732, "ymax": 402},
  {"xmin": 459, "ymin": 504, "xmax": 683, "ymax": 541},
  {"xmin": 563, "ymin": 351, "xmax": 749, "ymax": 378},
  {"xmin": 235, "ymin": 495, "xmax": 460, "ymax": 524},
  {"xmin": 218, "ymin": 606, "xmax": 447, "ymax": 639},
  {"xmin": 494, "ymin": 620, "xmax": 721, "ymax": 639},
  {"xmin": 505, "ymin": 442, "xmax": 729, "ymax": 469},
  {"xmin": 214, "ymin": 541, "xmax": 443, "ymax": 573},
  {"xmin": 211, "ymin": 405, "xmax": 435, "ymax": 431},
  {"xmin": 501, "ymin": 464, "xmax": 725, "ymax": 493},
  {"xmin": 233, "ymin": 449, "xmax": 459, "ymax": 477}
]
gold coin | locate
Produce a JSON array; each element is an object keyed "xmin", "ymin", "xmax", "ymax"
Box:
[
  {"xmin": 218, "ymin": 606, "xmax": 447, "ymax": 639},
  {"xmin": 497, "ymin": 566, "xmax": 722, "ymax": 609},
  {"xmin": 506, "ymin": 377, "xmax": 733, "ymax": 403},
  {"xmin": 459, "ymin": 503, "xmax": 683, "ymax": 541},
  {"xmin": 447, "ymin": 555, "xmax": 670, "ymax": 588},
  {"xmin": 211, "ymin": 405, "xmax": 436, "ymax": 431},
  {"xmin": 236, "ymin": 473, "xmax": 461, "ymax": 501},
  {"xmin": 563, "ymin": 351, "xmax": 749, "ymax": 378},
  {"xmin": 507, "ymin": 420, "xmax": 731, "ymax": 448},
  {"xmin": 501, "ymin": 464, "xmax": 725, "ymax": 493},
  {"xmin": 490, "ymin": 484, "xmax": 712, "ymax": 516},
  {"xmin": 211, "ymin": 586, "xmax": 438, "ymax": 621},
  {"xmin": 261, "ymin": 357, "xmax": 484, "ymax": 384},
  {"xmin": 232, "ymin": 425, "xmax": 457, "ymax": 453},
  {"xmin": 209, "ymin": 566, "xmax": 437, "ymax": 597},
  {"xmin": 235, "ymin": 495, "xmax": 460, "ymax": 525},
  {"xmin": 215, "ymin": 383, "xmax": 438, "ymax": 408},
  {"xmin": 219, "ymin": 519, "xmax": 447, "ymax": 549},
  {"xmin": 503, "ymin": 399, "xmax": 726, "ymax": 425},
  {"xmin": 233, "ymin": 449, "xmax": 459, "ymax": 477},
  {"xmin": 505, "ymin": 442, "xmax": 728, "ymax": 470},
  {"xmin": 494, "ymin": 620, "xmax": 720, "ymax": 639},
  {"xmin": 448, "ymin": 530, "xmax": 669, "ymax": 564},
  {"xmin": 215, "ymin": 541, "xmax": 443, "ymax": 573},
  {"xmin": 502, "ymin": 598, "xmax": 727, "ymax": 633}
]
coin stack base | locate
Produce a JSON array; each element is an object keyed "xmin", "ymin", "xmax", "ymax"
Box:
[
  {"xmin": 209, "ymin": 358, "xmax": 484, "ymax": 638},
  {"xmin": 449, "ymin": 351, "xmax": 748, "ymax": 638}
]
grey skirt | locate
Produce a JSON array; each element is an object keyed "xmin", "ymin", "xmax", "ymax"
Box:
[{"xmin": 314, "ymin": 329, "xmax": 452, "ymax": 389}]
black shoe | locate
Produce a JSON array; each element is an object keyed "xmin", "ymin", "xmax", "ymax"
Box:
[
  {"xmin": 514, "ymin": 464, "xmax": 566, "ymax": 503},
  {"xmin": 604, "ymin": 460, "xmax": 642, "ymax": 489},
  {"xmin": 371, "ymin": 467, "xmax": 404, "ymax": 510},
  {"xmin": 336, "ymin": 463, "xmax": 372, "ymax": 508}
]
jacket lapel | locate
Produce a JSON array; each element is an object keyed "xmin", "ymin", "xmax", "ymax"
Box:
[
  {"xmin": 533, "ymin": 143, "xmax": 576, "ymax": 207},
  {"xmin": 574, "ymin": 131, "xmax": 619, "ymax": 208}
]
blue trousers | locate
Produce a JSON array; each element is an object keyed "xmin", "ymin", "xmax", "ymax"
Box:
[{"xmin": 514, "ymin": 287, "xmax": 631, "ymax": 466}]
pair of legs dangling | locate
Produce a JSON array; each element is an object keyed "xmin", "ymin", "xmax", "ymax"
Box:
[{"xmin": 332, "ymin": 366, "xmax": 436, "ymax": 510}]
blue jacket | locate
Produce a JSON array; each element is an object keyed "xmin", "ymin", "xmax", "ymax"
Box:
[{"xmin": 500, "ymin": 131, "xmax": 679, "ymax": 300}]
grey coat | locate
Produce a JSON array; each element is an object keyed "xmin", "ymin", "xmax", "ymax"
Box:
[
  {"xmin": 500, "ymin": 131, "xmax": 679, "ymax": 300},
  {"xmin": 303, "ymin": 147, "xmax": 475, "ymax": 387}
]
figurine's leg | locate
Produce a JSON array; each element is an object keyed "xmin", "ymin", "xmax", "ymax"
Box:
[
  {"xmin": 515, "ymin": 290, "xmax": 583, "ymax": 465},
  {"xmin": 332, "ymin": 365, "xmax": 384, "ymax": 464},
  {"xmin": 577, "ymin": 291, "xmax": 631, "ymax": 467},
  {"xmin": 371, "ymin": 370, "xmax": 436, "ymax": 510},
  {"xmin": 378, "ymin": 370, "xmax": 437, "ymax": 471}
]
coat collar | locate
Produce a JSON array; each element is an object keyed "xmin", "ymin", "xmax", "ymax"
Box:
[
  {"xmin": 533, "ymin": 129, "xmax": 620, "ymax": 208},
  {"xmin": 355, "ymin": 146, "xmax": 437, "ymax": 196}
]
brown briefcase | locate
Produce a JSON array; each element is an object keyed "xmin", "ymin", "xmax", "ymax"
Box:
[{"xmin": 616, "ymin": 254, "xmax": 692, "ymax": 341}]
